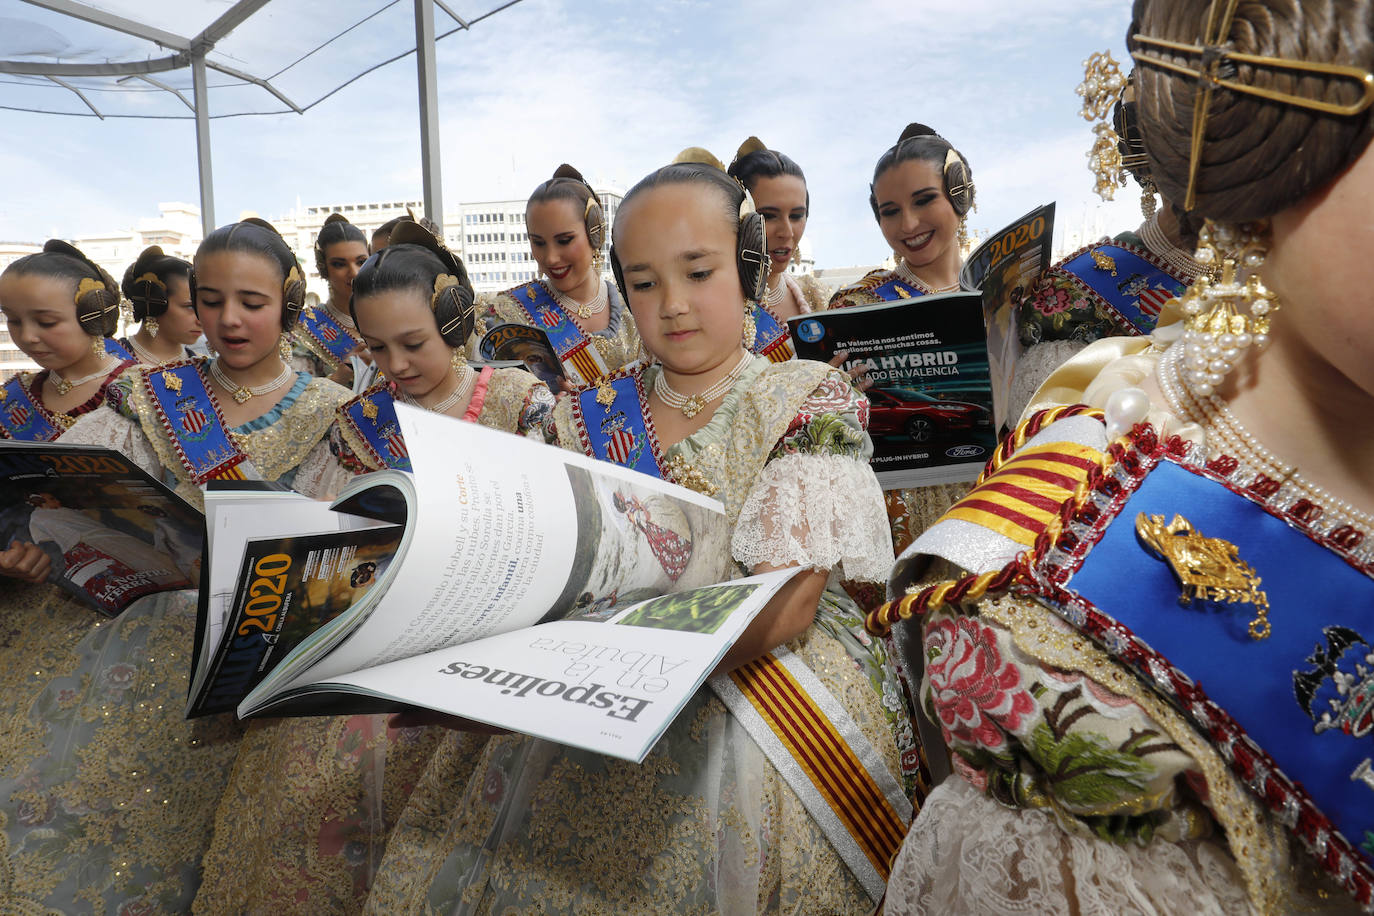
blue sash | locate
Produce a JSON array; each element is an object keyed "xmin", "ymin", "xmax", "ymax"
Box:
[
  {"xmin": 337, "ymin": 384, "xmax": 412, "ymax": 472},
  {"xmin": 751, "ymin": 304, "xmax": 794, "ymax": 362},
  {"xmin": 508, "ymin": 281, "xmax": 606, "ymax": 383},
  {"xmin": 868, "ymin": 275, "xmax": 924, "ymax": 302},
  {"xmin": 296, "ymin": 305, "xmax": 358, "ymax": 367},
  {"xmin": 104, "ymin": 338, "xmax": 134, "ymax": 361},
  {"xmin": 1065, "ymin": 458, "xmax": 1374, "ymax": 878},
  {"xmin": 142, "ymin": 361, "xmax": 250, "ymax": 484},
  {"xmin": 1058, "ymin": 243, "xmax": 1188, "ymax": 334},
  {"xmin": 570, "ymin": 373, "xmax": 665, "ymax": 479},
  {"xmin": 0, "ymin": 375, "xmax": 62, "ymax": 441}
]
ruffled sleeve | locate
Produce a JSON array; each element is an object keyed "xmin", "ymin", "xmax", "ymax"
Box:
[{"xmin": 730, "ymin": 369, "xmax": 892, "ymax": 582}]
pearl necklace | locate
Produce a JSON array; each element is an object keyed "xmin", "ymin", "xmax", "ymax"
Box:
[
  {"xmin": 653, "ymin": 350, "xmax": 754, "ymax": 419},
  {"xmin": 764, "ymin": 276, "xmax": 789, "ymax": 311},
  {"xmin": 1158, "ymin": 344, "xmax": 1374, "ymax": 532},
  {"xmin": 895, "ymin": 258, "xmax": 959, "ymax": 295},
  {"xmin": 127, "ymin": 334, "xmax": 179, "ymax": 366},
  {"xmin": 551, "ymin": 277, "xmax": 608, "ymax": 320},
  {"xmin": 323, "ymin": 299, "xmax": 361, "ymax": 336},
  {"xmin": 209, "ymin": 357, "xmax": 294, "ymax": 404},
  {"xmin": 400, "ymin": 365, "xmax": 477, "ymax": 416},
  {"xmin": 50, "ymin": 356, "xmax": 117, "ymax": 396},
  {"xmin": 1138, "ymin": 213, "xmax": 1203, "ymax": 282}
]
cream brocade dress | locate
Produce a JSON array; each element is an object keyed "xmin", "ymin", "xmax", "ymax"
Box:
[
  {"xmin": 882, "ymin": 328, "xmax": 1349, "ymax": 915},
  {"xmin": 0, "ymin": 364, "xmax": 348, "ymax": 914},
  {"xmin": 190, "ymin": 366, "xmax": 556, "ymax": 915},
  {"xmin": 361, "ymin": 358, "xmax": 911, "ymax": 914}
]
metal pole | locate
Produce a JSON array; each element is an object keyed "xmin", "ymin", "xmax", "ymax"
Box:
[
  {"xmin": 414, "ymin": 0, "xmax": 443, "ymax": 231},
  {"xmin": 191, "ymin": 52, "xmax": 216, "ymax": 236}
]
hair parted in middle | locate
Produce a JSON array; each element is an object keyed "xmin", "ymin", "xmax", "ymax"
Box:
[
  {"xmin": 611, "ymin": 152, "xmax": 769, "ymax": 305},
  {"xmin": 350, "ymin": 221, "xmax": 476, "ymax": 348},
  {"xmin": 192, "ymin": 217, "xmax": 307, "ymax": 331},
  {"xmin": 2, "ymin": 239, "xmax": 122, "ymax": 337},
  {"xmin": 727, "ymin": 136, "xmax": 809, "ymax": 209},
  {"xmin": 868, "ymin": 122, "xmax": 975, "ymax": 219},
  {"xmin": 313, "ymin": 212, "xmax": 368, "ymax": 278},
  {"xmin": 527, "ymin": 164, "xmax": 607, "ymax": 253}
]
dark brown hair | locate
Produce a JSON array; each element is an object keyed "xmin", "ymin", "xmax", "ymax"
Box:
[
  {"xmin": 869, "ymin": 123, "xmax": 975, "ymax": 219},
  {"xmin": 1130, "ymin": 0, "xmax": 1374, "ymax": 220},
  {"xmin": 3, "ymin": 240, "xmax": 121, "ymax": 337},
  {"xmin": 121, "ymin": 245, "xmax": 191, "ymax": 322}
]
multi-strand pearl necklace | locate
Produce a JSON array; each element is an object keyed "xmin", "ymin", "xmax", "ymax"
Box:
[
  {"xmin": 1158, "ymin": 344, "xmax": 1374, "ymax": 532},
  {"xmin": 654, "ymin": 350, "xmax": 753, "ymax": 419},
  {"xmin": 209, "ymin": 357, "xmax": 294, "ymax": 404},
  {"xmin": 764, "ymin": 276, "xmax": 789, "ymax": 311},
  {"xmin": 1138, "ymin": 213, "xmax": 1203, "ymax": 282},
  {"xmin": 400, "ymin": 365, "xmax": 477, "ymax": 416},
  {"xmin": 895, "ymin": 258, "xmax": 959, "ymax": 295},
  {"xmin": 128, "ymin": 335, "xmax": 178, "ymax": 366},
  {"xmin": 50, "ymin": 356, "xmax": 117, "ymax": 396},
  {"xmin": 552, "ymin": 277, "xmax": 608, "ymax": 320}
]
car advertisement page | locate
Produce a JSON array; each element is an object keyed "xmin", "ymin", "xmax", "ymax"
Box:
[{"xmin": 788, "ymin": 291, "xmax": 995, "ymax": 488}]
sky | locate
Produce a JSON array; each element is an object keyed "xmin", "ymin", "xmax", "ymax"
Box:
[{"xmin": 0, "ymin": 0, "xmax": 1147, "ymax": 268}]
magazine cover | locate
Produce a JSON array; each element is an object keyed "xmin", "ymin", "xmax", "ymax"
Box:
[
  {"xmin": 0, "ymin": 442, "xmax": 201, "ymax": 615},
  {"xmin": 190, "ymin": 524, "xmax": 403, "ymax": 716},
  {"xmin": 959, "ymin": 202, "xmax": 1056, "ymax": 430},
  {"xmin": 478, "ymin": 322, "xmax": 566, "ymax": 390},
  {"xmin": 788, "ymin": 291, "xmax": 995, "ymax": 488}
]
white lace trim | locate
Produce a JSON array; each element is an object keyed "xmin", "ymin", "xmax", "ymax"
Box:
[
  {"xmin": 886, "ymin": 777, "xmax": 1256, "ymax": 915},
  {"xmin": 731, "ymin": 452, "xmax": 892, "ymax": 582},
  {"xmin": 58, "ymin": 408, "xmax": 164, "ymax": 479}
]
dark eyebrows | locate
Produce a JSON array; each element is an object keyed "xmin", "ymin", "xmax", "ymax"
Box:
[{"xmin": 622, "ymin": 248, "xmax": 723, "ymax": 274}]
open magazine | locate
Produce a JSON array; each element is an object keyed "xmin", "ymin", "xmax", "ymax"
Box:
[
  {"xmin": 788, "ymin": 291, "xmax": 996, "ymax": 488},
  {"xmin": 959, "ymin": 202, "xmax": 1056, "ymax": 431},
  {"xmin": 0, "ymin": 441, "xmax": 202, "ymax": 615},
  {"xmin": 190, "ymin": 405, "xmax": 801, "ymax": 762}
]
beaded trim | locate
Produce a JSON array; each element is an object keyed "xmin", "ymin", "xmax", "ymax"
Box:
[
  {"xmin": 138, "ymin": 359, "xmax": 247, "ymax": 484},
  {"xmin": 873, "ymin": 412, "xmax": 1374, "ymax": 910},
  {"xmin": 568, "ymin": 363, "xmax": 668, "ymax": 478},
  {"xmin": 27, "ymin": 362, "xmax": 132, "ymax": 434},
  {"xmin": 1048, "ymin": 238, "xmax": 1192, "ymax": 336}
]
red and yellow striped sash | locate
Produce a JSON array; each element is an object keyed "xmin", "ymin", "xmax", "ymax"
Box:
[{"xmin": 945, "ymin": 440, "xmax": 1102, "ymax": 546}]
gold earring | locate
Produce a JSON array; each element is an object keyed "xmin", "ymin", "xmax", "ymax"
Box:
[
  {"xmin": 1178, "ymin": 221, "xmax": 1277, "ymax": 397},
  {"xmin": 278, "ymin": 333, "xmax": 294, "ymax": 362},
  {"xmin": 451, "ymin": 347, "xmax": 468, "ymax": 371},
  {"xmin": 145, "ymin": 316, "xmax": 160, "ymax": 339},
  {"xmin": 91, "ymin": 335, "xmax": 106, "ymax": 358},
  {"xmin": 741, "ymin": 304, "xmax": 757, "ymax": 350},
  {"xmin": 1141, "ymin": 180, "xmax": 1158, "ymax": 220},
  {"xmin": 957, "ymin": 218, "xmax": 970, "ymax": 252}
]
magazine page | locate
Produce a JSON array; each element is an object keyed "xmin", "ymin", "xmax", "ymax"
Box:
[
  {"xmin": 478, "ymin": 322, "xmax": 565, "ymax": 390},
  {"xmin": 0, "ymin": 442, "xmax": 201, "ymax": 615},
  {"xmin": 253, "ymin": 406, "xmax": 731, "ymax": 697},
  {"xmin": 787, "ymin": 292, "xmax": 996, "ymax": 488},
  {"xmin": 188, "ymin": 524, "xmax": 403, "ymax": 716},
  {"xmin": 241, "ymin": 568, "xmax": 802, "ymax": 762},
  {"xmin": 959, "ymin": 203, "xmax": 1056, "ymax": 430}
]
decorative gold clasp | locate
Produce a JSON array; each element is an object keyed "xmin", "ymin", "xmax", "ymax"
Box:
[{"xmin": 1135, "ymin": 512, "xmax": 1271, "ymax": 639}]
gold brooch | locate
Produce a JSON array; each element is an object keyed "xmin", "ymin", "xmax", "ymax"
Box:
[
  {"xmin": 1090, "ymin": 249, "xmax": 1118, "ymax": 276},
  {"xmin": 1135, "ymin": 513, "xmax": 1271, "ymax": 639},
  {"xmin": 0, "ymin": 386, "xmax": 8, "ymax": 402},
  {"xmin": 361, "ymin": 396, "xmax": 378, "ymax": 420},
  {"xmin": 161, "ymin": 370, "xmax": 182, "ymax": 394},
  {"xmin": 595, "ymin": 379, "xmax": 617, "ymax": 407},
  {"xmin": 665, "ymin": 453, "xmax": 719, "ymax": 497}
]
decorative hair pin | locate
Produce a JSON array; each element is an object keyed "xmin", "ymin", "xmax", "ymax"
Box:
[
  {"xmin": 1077, "ymin": 51, "xmax": 1132, "ymax": 201},
  {"xmin": 1131, "ymin": 0, "xmax": 1374, "ymax": 210}
]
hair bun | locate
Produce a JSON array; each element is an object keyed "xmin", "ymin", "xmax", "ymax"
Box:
[
  {"xmin": 388, "ymin": 221, "xmax": 473, "ymax": 294},
  {"xmin": 672, "ymin": 146, "xmax": 728, "ymax": 172},
  {"xmin": 240, "ymin": 216, "xmax": 286, "ymax": 239},
  {"xmin": 552, "ymin": 163, "xmax": 586, "ymax": 183},
  {"xmin": 321, "ymin": 212, "xmax": 350, "ymax": 228},
  {"xmin": 733, "ymin": 136, "xmax": 768, "ymax": 163},
  {"xmin": 897, "ymin": 122, "xmax": 939, "ymax": 143}
]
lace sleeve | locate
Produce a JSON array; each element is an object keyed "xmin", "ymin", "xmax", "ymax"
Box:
[
  {"xmin": 58, "ymin": 408, "xmax": 164, "ymax": 480},
  {"xmin": 292, "ymin": 437, "xmax": 355, "ymax": 500},
  {"xmin": 731, "ymin": 452, "xmax": 893, "ymax": 582}
]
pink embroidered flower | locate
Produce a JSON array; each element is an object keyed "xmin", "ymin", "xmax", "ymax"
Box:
[
  {"xmin": 101, "ymin": 663, "xmax": 137, "ymax": 691},
  {"xmin": 117, "ymin": 898, "xmax": 156, "ymax": 916},
  {"xmin": 482, "ymin": 766, "xmax": 505, "ymax": 804},
  {"xmin": 1034, "ymin": 287, "xmax": 1072, "ymax": 317},
  {"xmin": 925, "ymin": 617, "xmax": 1036, "ymax": 752}
]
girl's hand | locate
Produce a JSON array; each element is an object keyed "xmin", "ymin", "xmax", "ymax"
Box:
[
  {"xmin": 0, "ymin": 540, "xmax": 52, "ymax": 583},
  {"xmin": 828, "ymin": 349, "xmax": 873, "ymax": 391}
]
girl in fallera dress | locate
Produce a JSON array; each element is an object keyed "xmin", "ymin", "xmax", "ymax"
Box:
[
  {"xmin": 364, "ymin": 160, "xmax": 918, "ymax": 915},
  {"xmin": 192, "ymin": 220, "xmax": 556, "ymax": 914},
  {"xmin": 291, "ymin": 211, "xmax": 372, "ymax": 387},
  {"xmin": 0, "ymin": 218, "xmax": 353, "ymax": 911},
  {"xmin": 478, "ymin": 164, "xmax": 641, "ymax": 386},
  {"xmin": 0, "ymin": 240, "xmax": 132, "ymax": 448},
  {"xmin": 726, "ymin": 137, "xmax": 832, "ymax": 359},
  {"xmin": 877, "ymin": 0, "xmax": 1374, "ymax": 911},
  {"xmin": 119, "ymin": 245, "xmax": 203, "ymax": 367}
]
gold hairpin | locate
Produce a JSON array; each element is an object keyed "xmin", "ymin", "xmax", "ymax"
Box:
[
  {"xmin": 1077, "ymin": 51, "xmax": 1130, "ymax": 201},
  {"xmin": 1132, "ymin": 0, "xmax": 1374, "ymax": 210}
]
